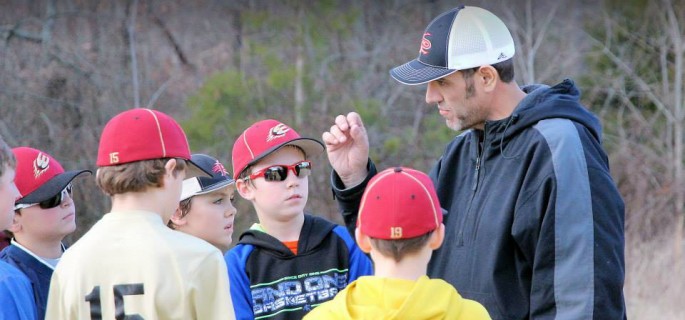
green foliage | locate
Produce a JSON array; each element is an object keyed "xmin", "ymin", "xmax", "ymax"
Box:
[{"xmin": 183, "ymin": 71, "xmax": 264, "ymax": 153}]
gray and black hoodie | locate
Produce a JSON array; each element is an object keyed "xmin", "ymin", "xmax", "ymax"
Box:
[{"xmin": 333, "ymin": 79, "xmax": 626, "ymax": 320}]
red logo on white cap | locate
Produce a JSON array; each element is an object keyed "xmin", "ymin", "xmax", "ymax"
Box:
[
  {"xmin": 33, "ymin": 152, "xmax": 50, "ymax": 178},
  {"xmin": 420, "ymin": 32, "xmax": 432, "ymax": 55},
  {"xmin": 267, "ymin": 123, "xmax": 290, "ymax": 142}
]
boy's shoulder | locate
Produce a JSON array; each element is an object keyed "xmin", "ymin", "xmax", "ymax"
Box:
[
  {"xmin": 0, "ymin": 259, "xmax": 30, "ymax": 284},
  {"xmin": 63, "ymin": 211, "xmax": 223, "ymax": 267},
  {"xmin": 0, "ymin": 244, "xmax": 44, "ymax": 271}
]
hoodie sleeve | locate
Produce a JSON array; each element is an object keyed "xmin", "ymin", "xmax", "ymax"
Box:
[
  {"xmin": 332, "ymin": 226, "xmax": 373, "ymax": 282},
  {"xmin": 330, "ymin": 159, "xmax": 378, "ymax": 237},
  {"xmin": 513, "ymin": 119, "xmax": 625, "ymax": 319},
  {"xmin": 225, "ymin": 246, "xmax": 256, "ymax": 320}
]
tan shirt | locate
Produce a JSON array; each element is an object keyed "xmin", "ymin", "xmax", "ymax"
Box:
[{"xmin": 45, "ymin": 210, "xmax": 235, "ymax": 319}]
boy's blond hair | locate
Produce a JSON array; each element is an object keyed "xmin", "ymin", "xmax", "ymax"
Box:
[{"xmin": 0, "ymin": 136, "xmax": 15, "ymax": 174}]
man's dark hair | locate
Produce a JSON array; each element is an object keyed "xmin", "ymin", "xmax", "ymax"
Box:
[{"xmin": 461, "ymin": 59, "xmax": 515, "ymax": 98}]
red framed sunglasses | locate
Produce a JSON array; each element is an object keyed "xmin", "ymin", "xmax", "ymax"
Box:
[{"xmin": 247, "ymin": 161, "xmax": 312, "ymax": 182}]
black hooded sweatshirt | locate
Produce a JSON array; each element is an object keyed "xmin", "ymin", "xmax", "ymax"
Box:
[
  {"xmin": 333, "ymin": 79, "xmax": 626, "ymax": 320},
  {"xmin": 225, "ymin": 214, "xmax": 372, "ymax": 320}
]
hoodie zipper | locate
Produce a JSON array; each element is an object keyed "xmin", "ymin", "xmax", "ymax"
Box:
[
  {"xmin": 472, "ymin": 156, "xmax": 481, "ymax": 191},
  {"xmin": 456, "ymin": 132, "xmax": 485, "ymax": 246}
]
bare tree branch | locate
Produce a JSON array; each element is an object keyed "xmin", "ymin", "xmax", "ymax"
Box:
[
  {"xmin": 127, "ymin": 0, "xmax": 140, "ymax": 108},
  {"xmin": 586, "ymin": 33, "xmax": 675, "ymax": 121}
]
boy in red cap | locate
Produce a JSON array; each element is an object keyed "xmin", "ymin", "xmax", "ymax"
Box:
[
  {"xmin": 0, "ymin": 147, "xmax": 90, "ymax": 320},
  {"xmin": 168, "ymin": 153, "xmax": 237, "ymax": 254},
  {"xmin": 225, "ymin": 119, "xmax": 372, "ymax": 320},
  {"xmin": 0, "ymin": 136, "xmax": 37, "ymax": 320},
  {"xmin": 305, "ymin": 167, "xmax": 490, "ymax": 319},
  {"xmin": 45, "ymin": 108, "xmax": 235, "ymax": 319}
]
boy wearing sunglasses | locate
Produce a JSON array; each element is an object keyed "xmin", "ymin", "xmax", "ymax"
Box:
[
  {"xmin": 304, "ymin": 167, "xmax": 490, "ymax": 319},
  {"xmin": 168, "ymin": 154, "xmax": 237, "ymax": 254},
  {"xmin": 0, "ymin": 136, "xmax": 37, "ymax": 320},
  {"xmin": 0, "ymin": 147, "xmax": 90, "ymax": 320},
  {"xmin": 45, "ymin": 108, "xmax": 235, "ymax": 319},
  {"xmin": 225, "ymin": 119, "xmax": 372, "ymax": 320}
]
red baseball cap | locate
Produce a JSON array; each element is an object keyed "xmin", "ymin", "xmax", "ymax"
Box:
[
  {"xmin": 13, "ymin": 147, "xmax": 91, "ymax": 204},
  {"xmin": 358, "ymin": 167, "xmax": 443, "ymax": 240},
  {"xmin": 96, "ymin": 108, "xmax": 210, "ymax": 177},
  {"xmin": 231, "ymin": 119, "xmax": 324, "ymax": 179}
]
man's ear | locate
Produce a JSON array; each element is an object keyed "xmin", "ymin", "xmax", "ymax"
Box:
[
  {"xmin": 235, "ymin": 179, "xmax": 254, "ymax": 201},
  {"xmin": 169, "ymin": 206, "xmax": 187, "ymax": 228},
  {"xmin": 355, "ymin": 228, "xmax": 372, "ymax": 253},
  {"xmin": 429, "ymin": 223, "xmax": 445, "ymax": 250},
  {"xmin": 478, "ymin": 65, "xmax": 498, "ymax": 93}
]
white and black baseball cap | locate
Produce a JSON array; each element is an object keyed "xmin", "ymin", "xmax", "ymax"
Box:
[
  {"xmin": 390, "ymin": 6, "xmax": 515, "ymax": 85},
  {"xmin": 180, "ymin": 154, "xmax": 235, "ymax": 201}
]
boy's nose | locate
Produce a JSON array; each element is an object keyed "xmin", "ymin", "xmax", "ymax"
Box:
[{"xmin": 60, "ymin": 193, "xmax": 74, "ymax": 207}]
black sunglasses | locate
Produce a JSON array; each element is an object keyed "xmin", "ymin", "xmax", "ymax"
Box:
[
  {"xmin": 247, "ymin": 161, "xmax": 312, "ymax": 182},
  {"xmin": 15, "ymin": 184, "xmax": 73, "ymax": 210}
]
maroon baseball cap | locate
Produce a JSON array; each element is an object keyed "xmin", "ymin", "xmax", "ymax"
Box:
[
  {"xmin": 358, "ymin": 167, "xmax": 443, "ymax": 240},
  {"xmin": 13, "ymin": 147, "xmax": 91, "ymax": 204},
  {"xmin": 96, "ymin": 108, "xmax": 210, "ymax": 177},
  {"xmin": 232, "ymin": 119, "xmax": 324, "ymax": 180}
]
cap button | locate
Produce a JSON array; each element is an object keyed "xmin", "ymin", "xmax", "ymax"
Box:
[{"xmin": 394, "ymin": 167, "xmax": 403, "ymax": 173}]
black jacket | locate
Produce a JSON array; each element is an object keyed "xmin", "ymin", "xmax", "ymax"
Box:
[
  {"xmin": 225, "ymin": 214, "xmax": 373, "ymax": 320},
  {"xmin": 333, "ymin": 80, "xmax": 626, "ymax": 320}
]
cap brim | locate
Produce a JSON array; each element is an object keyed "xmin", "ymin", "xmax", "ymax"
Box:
[
  {"xmin": 180, "ymin": 178, "xmax": 235, "ymax": 201},
  {"xmin": 390, "ymin": 59, "xmax": 458, "ymax": 85},
  {"xmin": 186, "ymin": 159, "xmax": 213, "ymax": 178},
  {"xmin": 240, "ymin": 138, "xmax": 325, "ymax": 177},
  {"xmin": 17, "ymin": 170, "xmax": 92, "ymax": 204}
]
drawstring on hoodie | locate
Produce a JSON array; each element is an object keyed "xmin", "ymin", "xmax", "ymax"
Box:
[{"xmin": 500, "ymin": 114, "xmax": 519, "ymax": 159}]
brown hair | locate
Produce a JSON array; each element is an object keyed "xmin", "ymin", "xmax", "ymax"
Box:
[
  {"xmin": 96, "ymin": 158, "xmax": 186, "ymax": 196},
  {"xmin": 368, "ymin": 231, "xmax": 434, "ymax": 263},
  {"xmin": 0, "ymin": 135, "xmax": 16, "ymax": 176},
  {"xmin": 167, "ymin": 197, "xmax": 192, "ymax": 229}
]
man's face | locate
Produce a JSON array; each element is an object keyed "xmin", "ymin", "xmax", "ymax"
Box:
[{"xmin": 425, "ymin": 70, "xmax": 488, "ymax": 131}]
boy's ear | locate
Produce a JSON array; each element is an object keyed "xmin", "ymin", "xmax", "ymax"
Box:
[
  {"xmin": 355, "ymin": 228, "xmax": 372, "ymax": 253},
  {"xmin": 429, "ymin": 223, "xmax": 445, "ymax": 250},
  {"xmin": 428, "ymin": 223, "xmax": 445, "ymax": 250},
  {"xmin": 8, "ymin": 211, "xmax": 22, "ymax": 233},
  {"xmin": 169, "ymin": 207, "xmax": 187, "ymax": 228},
  {"xmin": 164, "ymin": 159, "xmax": 178, "ymax": 175},
  {"xmin": 235, "ymin": 179, "xmax": 254, "ymax": 201},
  {"xmin": 160, "ymin": 159, "xmax": 179, "ymax": 188}
]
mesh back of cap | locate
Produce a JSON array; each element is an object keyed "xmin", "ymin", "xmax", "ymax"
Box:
[
  {"xmin": 453, "ymin": 13, "xmax": 487, "ymax": 56},
  {"xmin": 447, "ymin": 6, "xmax": 515, "ymax": 70}
]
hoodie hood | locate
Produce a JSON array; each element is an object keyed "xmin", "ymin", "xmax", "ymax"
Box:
[
  {"xmin": 307, "ymin": 276, "xmax": 490, "ymax": 319},
  {"xmin": 487, "ymin": 79, "xmax": 602, "ymax": 143},
  {"xmin": 237, "ymin": 214, "xmax": 336, "ymax": 258}
]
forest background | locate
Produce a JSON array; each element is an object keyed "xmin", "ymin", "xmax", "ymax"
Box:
[{"xmin": 0, "ymin": 0, "xmax": 682, "ymax": 318}]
